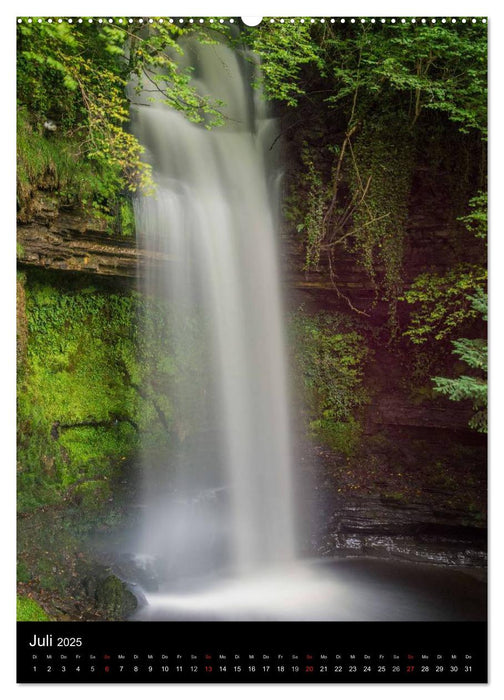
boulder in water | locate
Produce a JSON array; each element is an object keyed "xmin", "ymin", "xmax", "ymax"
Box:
[{"xmin": 95, "ymin": 574, "xmax": 137, "ymax": 619}]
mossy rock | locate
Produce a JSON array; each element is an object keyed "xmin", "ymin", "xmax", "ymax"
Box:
[
  {"xmin": 17, "ymin": 596, "xmax": 50, "ymax": 621},
  {"xmin": 73, "ymin": 481, "xmax": 111, "ymax": 510},
  {"xmin": 80, "ymin": 562, "xmax": 109, "ymax": 600},
  {"xmin": 95, "ymin": 575, "xmax": 137, "ymax": 619}
]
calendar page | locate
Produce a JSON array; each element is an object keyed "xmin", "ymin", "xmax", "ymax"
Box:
[{"xmin": 16, "ymin": 13, "xmax": 488, "ymax": 684}]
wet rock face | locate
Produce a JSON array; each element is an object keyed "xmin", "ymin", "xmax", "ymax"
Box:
[
  {"xmin": 312, "ymin": 495, "xmax": 487, "ymax": 569},
  {"xmin": 295, "ymin": 426, "xmax": 486, "ymax": 571},
  {"xmin": 321, "ymin": 533, "xmax": 487, "ymax": 568}
]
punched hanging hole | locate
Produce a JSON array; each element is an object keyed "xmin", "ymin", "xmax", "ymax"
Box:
[{"xmin": 241, "ymin": 17, "xmax": 263, "ymax": 26}]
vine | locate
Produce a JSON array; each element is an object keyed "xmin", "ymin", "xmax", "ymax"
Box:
[
  {"xmin": 290, "ymin": 309, "xmax": 372, "ymax": 454},
  {"xmin": 349, "ymin": 116, "xmax": 414, "ymax": 331}
]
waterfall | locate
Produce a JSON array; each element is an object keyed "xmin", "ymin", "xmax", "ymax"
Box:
[
  {"xmin": 124, "ymin": 36, "xmax": 482, "ymax": 626},
  {"xmin": 132, "ymin": 38, "xmax": 296, "ymax": 587}
]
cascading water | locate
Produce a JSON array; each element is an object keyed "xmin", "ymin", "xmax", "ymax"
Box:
[
  {"xmin": 124, "ymin": 36, "xmax": 485, "ymax": 623},
  {"xmin": 132, "ymin": 37, "xmax": 297, "ymax": 599}
]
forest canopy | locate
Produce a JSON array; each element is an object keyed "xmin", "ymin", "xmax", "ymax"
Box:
[{"xmin": 18, "ymin": 18, "xmax": 486, "ymax": 189}]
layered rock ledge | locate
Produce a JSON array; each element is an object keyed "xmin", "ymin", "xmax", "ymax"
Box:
[{"xmin": 17, "ymin": 195, "xmax": 174, "ymax": 278}]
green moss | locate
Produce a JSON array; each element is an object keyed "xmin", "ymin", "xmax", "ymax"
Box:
[
  {"xmin": 17, "ymin": 279, "xmax": 140, "ymax": 509},
  {"xmin": 17, "ymin": 107, "xmax": 135, "ymax": 233},
  {"xmin": 382, "ymin": 491, "xmax": 406, "ymax": 502},
  {"xmin": 17, "ymin": 271, "xmax": 211, "ymax": 512},
  {"xmin": 95, "ymin": 575, "xmax": 137, "ymax": 619},
  {"xmin": 311, "ymin": 417, "xmax": 363, "ymax": 457},
  {"xmin": 17, "ymin": 107, "xmax": 95, "ymax": 209},
  {"xmin": 17, "ymin": 276, "xmax": 138, "ymax": 509},
  {"xmin": 17, "ymin": 596, "xmax": 51, "ymax": 621},
  {"xmin": 73, "ymin": 480, "xmax": 112, "ymax": 511}
]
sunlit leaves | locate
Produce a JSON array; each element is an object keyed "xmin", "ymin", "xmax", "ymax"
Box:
[
  {"xmin": 458, "ymin": 191, "xmax": 487, "ymax": 240},
  {"xmin": 403, "ymin": 265, "xmax": 487, "ymax": 344},
  {"xmin": 245, "ymin": 20, "xmax": 323, "ymax": 106},
  {"xmin": 250, "ymin": 21, "xmax": 486, "ymax": 134},
  {"xmin": 17, "ymin": 19, "xmax": 230, "ymax": 198}
]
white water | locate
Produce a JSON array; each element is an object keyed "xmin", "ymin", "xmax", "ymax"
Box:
[
  {"xmin": 126, "ymin": 38, "xmax": 486, "ymax": 623},
  {"xmin": 132, "ymin": 39, "xmax": 296, "ymax": 590}
]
